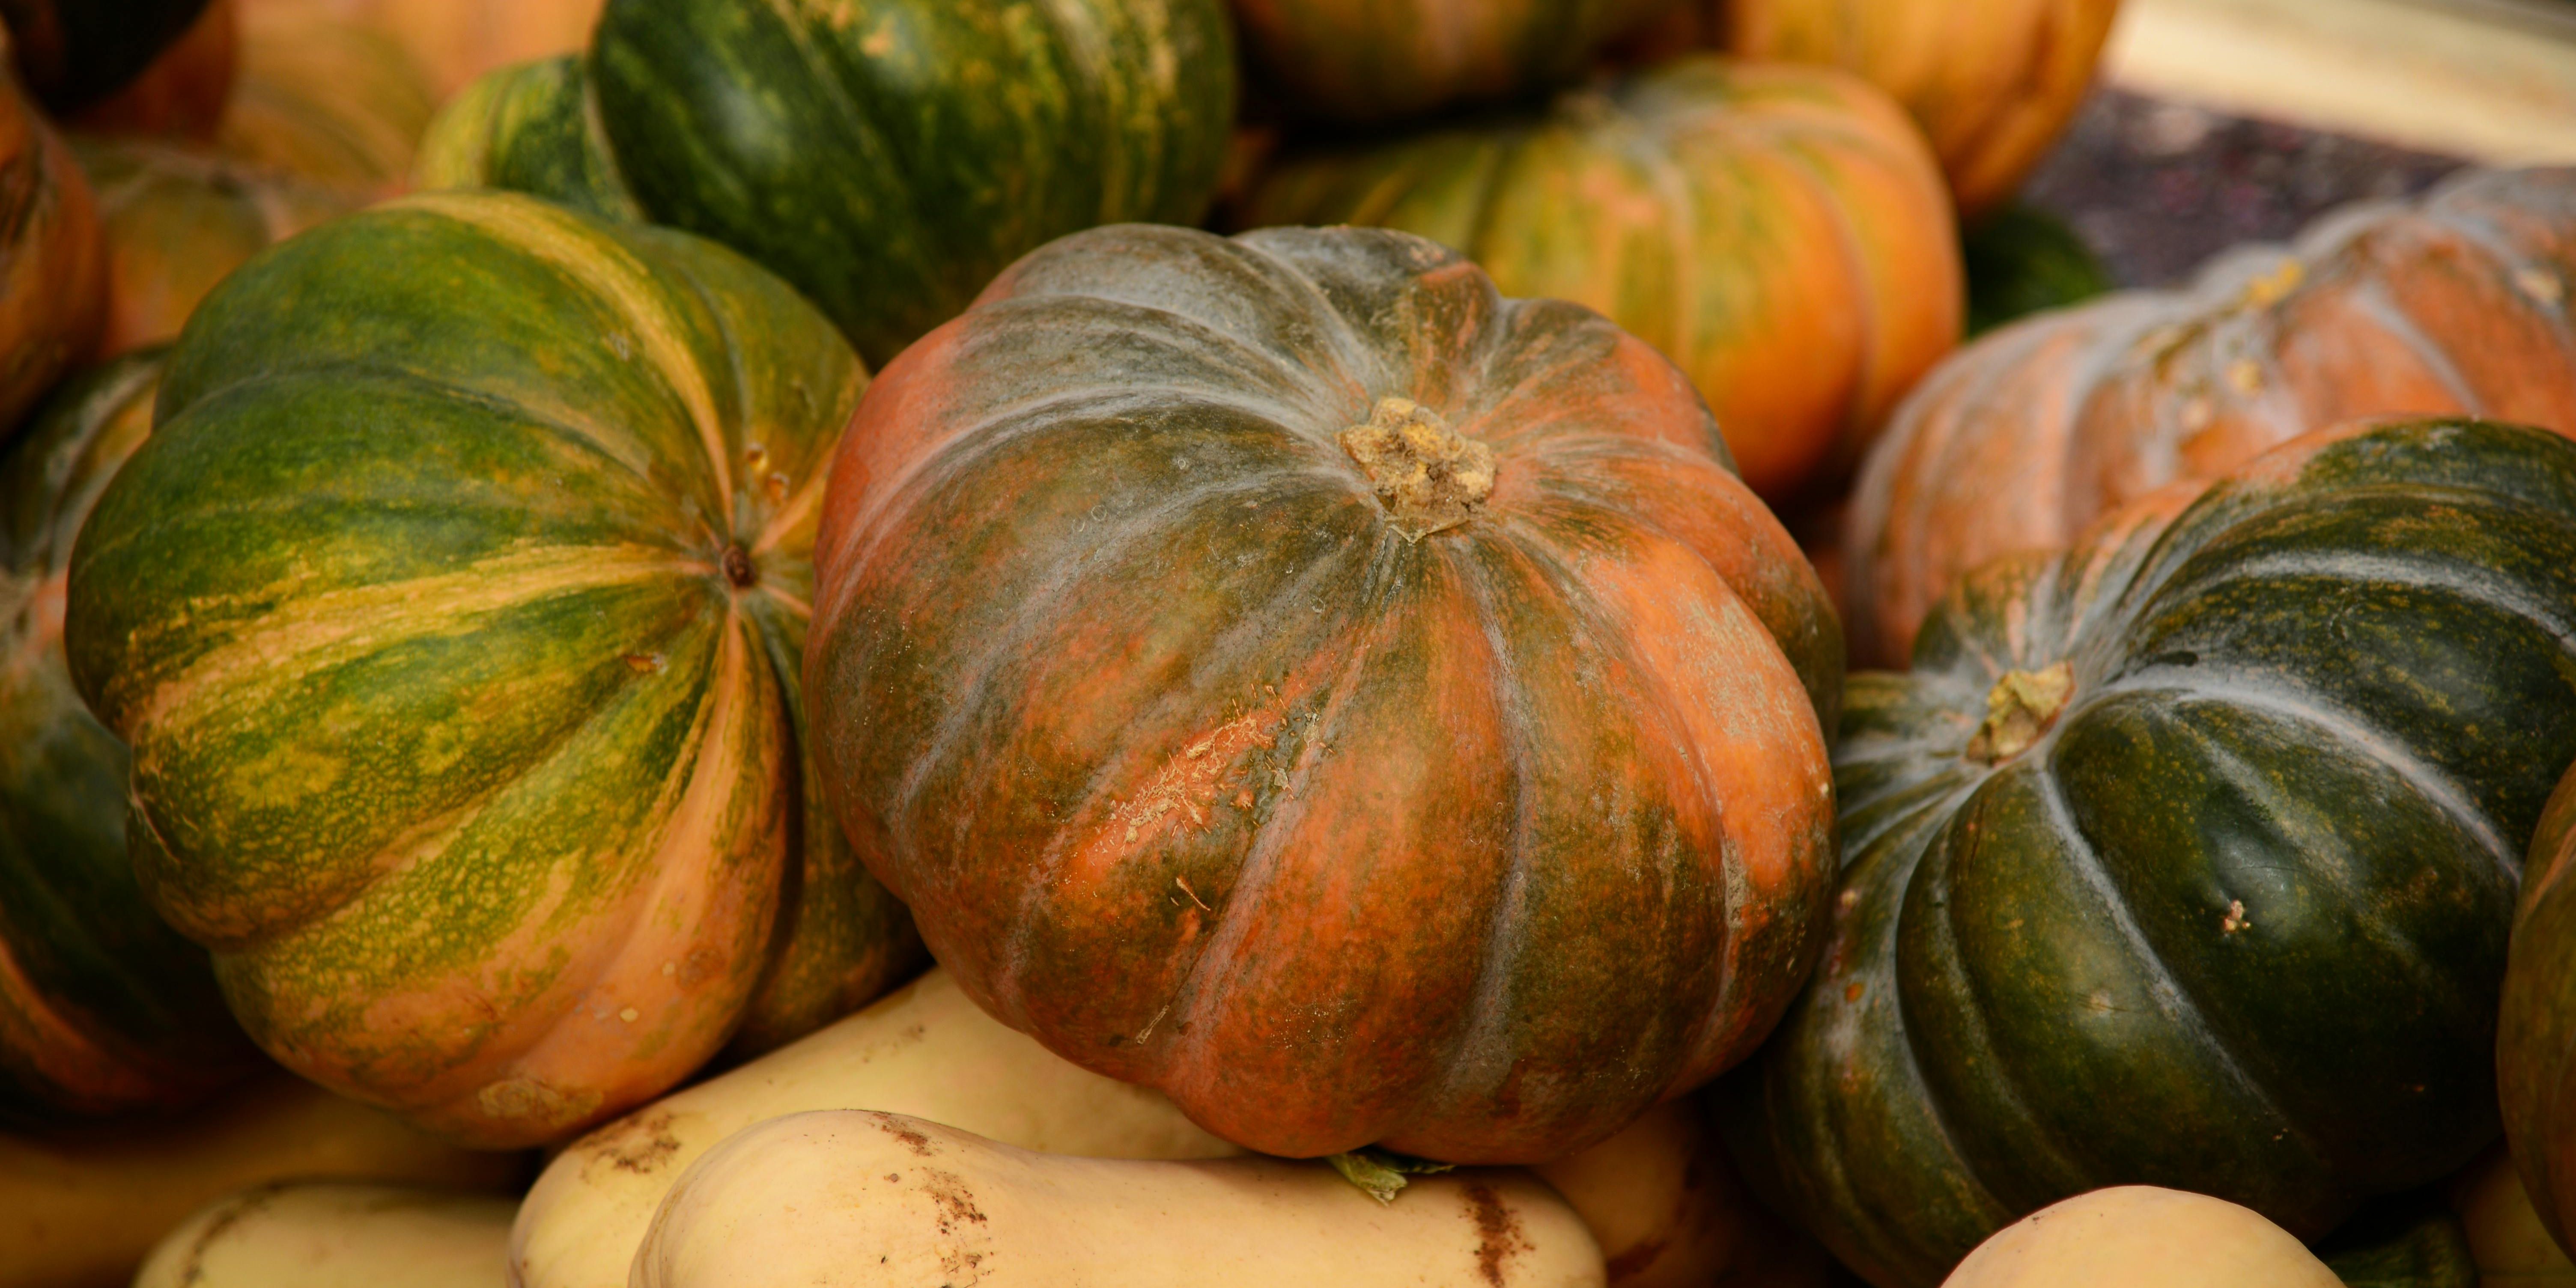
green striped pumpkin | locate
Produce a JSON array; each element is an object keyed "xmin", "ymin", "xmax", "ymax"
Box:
[
  {"xmin": 65, "ymin": 191, "xmax": 920, "ymax": 1148},
  {"xmin": 414, "ymin": 0, "xmax": 1235, "ymax": 368},
  {"xmin": 1, "ymin": 352, "xmax": 254, "ymax": 1121},
  {"xmin": 1728, "ymin": 418, "xmax": 2576, "ymax": 1288}
]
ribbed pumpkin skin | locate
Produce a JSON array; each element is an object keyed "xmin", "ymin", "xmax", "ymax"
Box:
[
  {"xmin": 64, "ymin": 192, "xmax": 920, "ymax": 1148},
  {"xmin": 0, "ymin": 65, "xmax": 110, "ymax": 444},
  {"xmin": 74, "ymin": 138, "xmax": 355, "ymax": 355},
  {"xmin": 1237, "ymin": 57, "xmax": 1959, "ymax": 502},
  {"xmin": 419, "ymin": 0, "xmax": 1236, "ymax": 370},
  {"xmin": 1231, "ymin": 0, "xmax": 1675, "ymax": 124},
  {"xmin": 1, "ymin": 0, "xmax": 216, "ymax": 113},
  {"xmin": 0, "ymin": 355, "xmax": 253, "ymax": 1122},
  {"xmin": 412, "ymin": 57, "xmax": 640, "ymax": 224},
  {"xmin": 809, "ymin": 223, "xmax": 1843, "ymax": 1163},
  {"xmin": 214, "ymin": 1, "xmax": 437, "ymax": 192},
  {"xmin": 1849, "ymin": 167, "xmax": 2576, "ymax": 667},
  {"xmin": 2502, "ymin": 760, "xmax": 2576, "ymax": 1266},
  {"xmin": 1729, "ymin": 419, "xmax": 2576, "ymax": 1288},
  {"xmin": 265, "ymin": 0, "xmax": 602, "ymax": 96},
  {"xmin": 1623, "ymin": 0, "xmax": 2120, "ymax": 216}
]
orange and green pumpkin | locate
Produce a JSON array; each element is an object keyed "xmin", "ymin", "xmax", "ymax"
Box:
[
  {"xmin": 64, "ymin": 191, "xmax": 921, "ymax": 1148},
  {"xmin": 1729, "ymin": 418, "xmax": 2576, "ymax": 1288},
  {"xmin": 807, "ymin": 223, "xmax": 1843, "ymax": 1164},
  {"xmin": 1229, "ymin": 0, "xmax": 1677, "ymax": 124},
  {"xmin": 1, "ymin": 354, "xmax": 255, "ymax": 1122},
  {"xmin": 1235, "ymin": 56, "xmax": 1961, "ymax": 502},
  {"xmin": 414, "ymin": 0, "xmax": 1234, "ymax": 369}
]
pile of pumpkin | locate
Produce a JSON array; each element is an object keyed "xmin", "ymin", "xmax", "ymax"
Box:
[{"xmin": 9, "ymin": 0, "xmax": 2576, "ymax": 1286}]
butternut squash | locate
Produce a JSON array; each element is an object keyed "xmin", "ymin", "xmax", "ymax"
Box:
[
  {"xmin": 511, "ymin": 967, "xmax": 1238, "ymax": 1288},
  {"xmin": 1529, "ymin": 1098, "xmax": 1833, "ymax": 1288},
  {"xmin": 1941, "ymin": 1187, "xmax": 2340, "ymax": 1287},
  {"xmin": 2452, "ymin": 1146, "xmax": 2576, "ymax": 1285},
  {"xmin": 135, "ymin": 1182, "xmax": 513, "ymax": 1288},
  {"xmin": 0, "ymin": 1072, "xmax": 524, "ymax": 1288},
  {"xmin": 632, "ymin": 1110, "xmax": 1606, "ymax": 1288}
]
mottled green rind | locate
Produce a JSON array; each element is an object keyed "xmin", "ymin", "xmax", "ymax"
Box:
[
  {"xmin": 2318, "ymin": 1192, "xmax": 2480, "ymax": 1288},
  {"xmin": 0, "ymin": 352, "xmax": 250, "ymax": 1121},
  {"xmin": 64, "ymin": 192, "xmax": 916, "ymax": 1144},
  {"xmin": 412, "ymin": 57, "xmax": 643, "ymax": 224},
  {"xmin": 1963, "ymin": 203, "xmax": 2114, "ymax": 337},
  {"xmin": 1, "ymin": 0, "xmax": 214, "ymax": 112},
  {"xmin": 432, "ymin": 0, "xmax": 1236, "ymax": 370},
  {"xmin": 1725, "ymin": 419, "xmax": 2576, "ymax": 1288}
]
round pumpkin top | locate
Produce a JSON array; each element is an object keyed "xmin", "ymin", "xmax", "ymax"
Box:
[
  {"xmin": 809, "ymin": 222, "xmax": 1842, "ymax": 1163},
  {"xmin": 65, "ymin": 191, "xmax": 916, "ymax": 1148},
  {"xmin": 0, "ymin": 353, "xmax": 252, "ymax": 1122},
  {"xmin": 1230, "ymin": 0, "xmax": 1677, "ymax": 125},
  {"xmin": 1733, "ymin": 417, "xmax": 2576, "ymax": 1288}
]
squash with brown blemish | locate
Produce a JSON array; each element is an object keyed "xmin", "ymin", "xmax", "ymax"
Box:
[
  {"xmin": 633, "ymin": 1110, "xmax": 1606, "ymax": 1288},
  {"xmin": 135, "ymin": 1181, "xmax": 514, "ymax": 1288}
]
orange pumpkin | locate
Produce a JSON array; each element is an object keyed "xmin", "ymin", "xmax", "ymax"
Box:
[
  {"xmin": 0, "ymin": 40, "xmax": 109, "ymax": 439},
  {"xmin": 217, "ymin": 1, "xmax": 437, "ymax": 193},
  {"xmin": 74, "ymin": 137, "xmax": 354, "ymax": 355},
  {"xmin": 1622, "ymin": 0, "xmax": 2123, "ymax": 216},
  {"xmin": 1231, "ymin": 0, "xmax": 1677, "ymax": 124},
  {"xmin": 68, "ymin": 0, "xmax": 238, "ymax": 142},
  {"xmin": 1236, "ymin": 55, "xmax": 1961, "ymax": 501},
  {"xmin": 1846, "ymin": 166, "xmax": 2576, "ymax": 665},
  {"xmin": 252, "ymin": 0, "xmax": 601, "ymax": 97}
]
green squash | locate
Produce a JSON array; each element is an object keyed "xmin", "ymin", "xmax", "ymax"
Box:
[
  {"xmin": 1727, "ymin": 418, "xmax": 2576, "ymax": 1288},
  {"xmin": 1962, "ymin": 203, "xmax": 2114, "ymax": 337},
  {"xmin": 1, "ymin": 0, "xmax": 217, "ymax": 113},
  {"xmin": 0, "ymin": 352, "xmax": 254, "ymax": 1121},
  {"xmin": 64, "ymin": 191, "xmax": 920, "ymax": 1148},
  {"xmin": 414, "ymin": 0, "xmax": 1235, "ymax": 368}
]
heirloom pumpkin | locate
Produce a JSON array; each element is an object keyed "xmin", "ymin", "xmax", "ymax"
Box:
[
  {"xmin": 74, "ymin": 138, "xmax": 355, "ymax": 355},
  {"xmin": 214, "ymin": 0, "xmax": 438, "ymax": 192},
  {"xmin": 259, "ymin": 0, "xmax": 602, "ymax": 96},
  {"xmin": 1729, "ymin": 419, "xmax": 2576, "ymax": 1288},
  {"xmin": 415, "ymin": 0, "xmax": 1235, "ymax": 368},
  {"xmin": 64, "ymin": 191, "xmax": 921, "ymax": 1149},
  {"xmin": 1236, "ymin": 56, "xmax": 1960, "ymax": 501},
  {"xmin": 2502, "ymin": 754, "xmax": 2576, "ymax": 1266},
  {"xmin": 0, "ymin": 354, "xmax": 253, "ymax": 1121},
  {"xmin": 1229, "ymin": 0, "xmax": 1677, "ymax": 125},
  {"xmin": 0, "ymin": 53, "xmax": 110, "ymax": 442},
  {"xmin": 808, "ymin": 223, "xmax": 1842, "ymax": 1163},
  {"xmin": 1, "ymin": 0, "xmax": 217, "ymax": 113},
  {"xmin": 1620, "ymin": 0, "xmax": 2123, "ymax": 216},
  {"xmin": 1847, "ymin": 166, "xmax": 2576, "ymax": 666}
]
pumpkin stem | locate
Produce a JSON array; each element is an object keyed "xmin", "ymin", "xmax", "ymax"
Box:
[
  {"xmin": 1339, "ymin": 398, "xmax": 1496, "ymax": 542},
  {"xmin": 722, "ymin": 544, "xmax": 757, "ymax": 588},
  {"xmin": 1965, "ymin": 661, "xmax": 2077, "ymax": 764}
]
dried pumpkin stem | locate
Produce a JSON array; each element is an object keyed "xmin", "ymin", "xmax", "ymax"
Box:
[
  {"xmin": 1965, "ymin": 661, "xmax": 2077, "ymax": 765},
  {"xmin": 1339, "ymin": 397, "xmax": 1496, "ymax": 542}
]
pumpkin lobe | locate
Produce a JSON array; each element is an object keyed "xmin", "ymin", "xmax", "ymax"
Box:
[
  {"xmin": 1338, "ymin": 397, "xmax": 1496, "ymax": 542},
  {"xmin": 1964, "ymin": 661, "xmax": 2075, "ymax": 765}
]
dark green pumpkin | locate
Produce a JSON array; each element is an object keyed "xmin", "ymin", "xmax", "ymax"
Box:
[
  {"xmin": 2316, "ymin": 1192, "xmax": 2481, "ymax": 1288},
  {"xmin": 414, "ymin": 0, "xmax": 1235, "ymax": 368},
  {"xmin": 1962, "ymin": 203, "xmax": 2114, "ymax": 337},
  {"xmin": 1, "ymin": 0, "xmax": 216, "ymax": 114},
  {"xmin": 1726, "ymin": 418, "xmax": 2576, "ymax": 1288},
  {"xmin": 64, "ymin": 191, "xmax": 919, "ymax": 1147},
  {"xmin": 0, "ymin": 352, "xmax": 253, "ymax": 1121}
]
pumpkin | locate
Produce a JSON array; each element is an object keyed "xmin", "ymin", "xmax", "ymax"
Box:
[
  {"xmin": 69, "ymin": 0, "xmax": 237, "ymax": 142},
  {"xmin": 256, "ymin": 0, "xmax": 602, "ymax": 97},
  {"xmin": 634, "ymin": 1110, "xmax": 1606, "ymax": 1288},
  {"xmin": 63, "ymin": 191, "xmax": 921, "ymax": 1149},
  {"xmin": 414, "ymin": 0, "xmax": 1235, "ymax": 368},
  {"xmin": 1531, "ymin": 1097, "xmax": 1837, "ymax": 1288},
  {"xmin": 1, "ymin": 1071, "xmax": 525, "ymax": 1288},
  {"xmin": 0, "ymin": 354, "xmax": 254, "ymax": 1121},
  {"xmin": 213, "ymin": 0, "xmax": 437, "ymax": 192},
  {"xmin": 0, "ymin": 53, "xmax": 109, "ymax": 441},
  {"xmin": 2450, "ymin": 1146, "xmax": 2576, "ymax": 1285},
  {"xmin": 1619, "ymin": 0, "xmax": 2122, "ymax": 216},
  {"xmin": 2317, "ymin": 1194, "xmax": 2480, "ymax": 1288},
  {"xmin": 1846, "ymin": 166, "xmax": 2576, "ymax": 666},
  {"xmin": 1727, "ymin": 418, "xmax": 2576, "ymax": 1288},
  {"xmin": 137, "ymin": 1183, "xmax": 516, "ymax": 1288},
  {"xmin": 1230, "ymin": 0, "xmax": 1676, "ymax": 125},
  {"xmin": 513, "ymin": 966, "xmax": 1237, "ymax": 1288},
  {"xmin": 1940, "ymin": 1188, "xmax": 2340, "ymax": 1288},
  {"xmin": 1234, "ymin": 55, "xmax": 1961, "ymax": 501},
  {"xmin": 0, "ymin": 0, "xmax": 216, "ymax": 113},
  {"xmin": 808, "ymin": 222, "xmax": 1841, "ymax": 1163},
  {"xmin": 72, "ymin": 138, "xmax": 355, "ymax": 355},
  {"xmin": 1963, "ymin": 204, "xmax": 2114, "ymax": 338},
  {"xmin": 2504, "ymin": 758, "xmax": 2576, "ymax": 1266},
  {"xmin": 411, "ymin": 57, "xmax": 640, "ymax": 224}
]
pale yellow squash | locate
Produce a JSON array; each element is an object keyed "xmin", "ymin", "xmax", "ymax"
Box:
[
  {"xmin": 2453, "ymin": 1145, "xmax": 2576, "ymax": 1285},
  {"xmin": 1530, "ymin": 1098, "xmax": 1833, "ymax": 1288},
  {"xmin": 633, "ymin": 1110, "xmax": 1606, "ymax": 1288},
  {"xmin": 0, "ymin": 1073, "xmax": 523, "ymax": 1288},
  {"xmin": 511, "ymin": 967, "xmax": 1239, "ymax": 1288},
  {"xmin": 1942, "ymin": 1187, "xmax": 2340, "ymax": 1287},
  {"xmin": 135, "ymin": 1182, "xmax": 514, "ymax": 1288}
]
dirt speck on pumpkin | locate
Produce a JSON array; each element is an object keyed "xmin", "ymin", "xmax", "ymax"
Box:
[
  {"xmin": 579, "ymin": 1109, "xmax": 684, "ymax": 1178},
  {"xmin": 880, "ymin": 1117, "xmax": 936, "ymax": 1157},
  {"xmin": 1465, "ymin": 1183, "xmax": 1531, "ymax": 1287}
]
